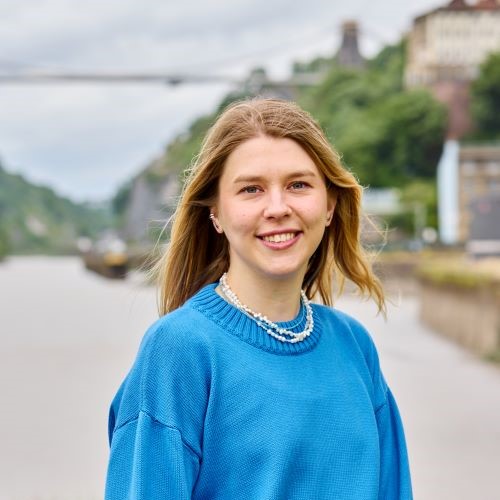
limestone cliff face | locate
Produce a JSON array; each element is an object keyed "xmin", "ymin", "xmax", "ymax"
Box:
[{"xmin": 121, "ymin": 156, "xmax": 180, "ymax": 244}]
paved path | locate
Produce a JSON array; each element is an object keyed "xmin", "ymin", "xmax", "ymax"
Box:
[
  {"xmin": 338, "ymin": 293, "xmax": 500, "ymax": 500},
  {"xmin": 1, "ymin": 257, "xmax": 499, "ymax": 499}
]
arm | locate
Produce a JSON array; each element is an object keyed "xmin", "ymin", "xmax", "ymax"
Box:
[
  {"xmin": 105, "ymin": 313, "xmax": 211, "ymax": 499},
  {"xmin": 376, "ymin": 388, "xmax": 413, "ymax": 500},
  {"xmin": 105, "ymin": 411, "xmax": 200, "ymax": 499},
  {"xmin": 338, "ymin": 312, "xmax": 413, "ymax": 499}
]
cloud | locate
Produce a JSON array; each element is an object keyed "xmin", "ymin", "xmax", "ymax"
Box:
[
  {"xmin": 0, "ymin": 82, "xmax": 231, "ymax": 201},
  {"xmin": 2, "ymin": 0, "xmax": 331, "ymax": 68},
  {"xmin": 0, "ymin": 0, "xmax": 443, "ymax": 201}
]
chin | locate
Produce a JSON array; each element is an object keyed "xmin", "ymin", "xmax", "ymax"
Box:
[{"xmin": 259, "ymin": 264, "xmax": 307, "ymax": 282}]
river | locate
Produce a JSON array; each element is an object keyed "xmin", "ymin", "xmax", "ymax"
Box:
[{"xmin": 0, "ymin": 256, "xmax": 156, "ymax": 499}]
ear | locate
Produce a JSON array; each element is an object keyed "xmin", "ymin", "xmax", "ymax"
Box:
[
  {"xmin": 325, "ymin": 193, "xmax": 336, "ymax": 227},
  {"xmin": 209, "ymin": 208, "xmax": 224, "ymax": 234}
]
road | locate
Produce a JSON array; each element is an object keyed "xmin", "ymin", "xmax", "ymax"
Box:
[{"xmin": 1, "ymin": 257, "xmax": 499, "ymax": 499}]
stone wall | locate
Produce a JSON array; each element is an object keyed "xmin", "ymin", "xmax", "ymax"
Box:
[{"xmin": 419, "ymin": 279, "xmax": 500, "ymax": 357}]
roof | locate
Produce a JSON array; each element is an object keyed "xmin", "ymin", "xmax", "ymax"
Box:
[
  {"xmin": 415, "ymin": 0, "xmax": 500, "ymax": 22},
  {"xmin": 447, "ymin": 0, "xmax": 470, "ymax": 9},
  {"xmin": 475, "ymin": 0, "xmax": 500, "ymax": 10}
]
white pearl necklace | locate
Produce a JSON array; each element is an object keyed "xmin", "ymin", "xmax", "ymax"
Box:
[{"xmin": 219, "ymin": 273, "xmax": 314, "ymax": 344}]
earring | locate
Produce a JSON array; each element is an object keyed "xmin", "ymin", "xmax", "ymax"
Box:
[{"xmin": 210, "ymin": 213, "xmax": 222, "ymax": 233}]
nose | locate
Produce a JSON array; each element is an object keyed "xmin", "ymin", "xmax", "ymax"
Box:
[{"xmin": 263, "ymin": 189, "xmax": 292, "ymax": 219}]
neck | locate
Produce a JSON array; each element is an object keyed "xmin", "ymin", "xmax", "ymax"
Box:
[{"xmin": 220, "ymin": 269, "xmax": 305, "ymax": 322}]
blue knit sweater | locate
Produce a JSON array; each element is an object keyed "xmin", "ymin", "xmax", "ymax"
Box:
[{"xmin": 106, "ymin": 283, "xmax": 412, "ymax": 499}]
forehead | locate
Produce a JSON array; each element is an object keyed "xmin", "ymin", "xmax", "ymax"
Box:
[{"xmin": 221, "ymin": 136, "xmax": 321, "ymax": 182}]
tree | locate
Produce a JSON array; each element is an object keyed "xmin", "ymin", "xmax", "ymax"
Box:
[
  {"xmin": 365, "ymin": 90, "xmax": 447, "ymax": 181},
  {"xmin": 0, "ymin": 222, "xmax": 9, "ymax": 259},
  {"xmin": 300, "ymin": 45, "xmax": 447, "ymax": 187},
  {"xmin": 385, "ymin": 180, "xmax": 438, "ymax": 236},
  {"xmin": 0, "ymin": 191, "xmax": 10, "ymax": 258},
  {"xmin": 470, "ymin": 52, "xmax": 500, "ymax": 139}
]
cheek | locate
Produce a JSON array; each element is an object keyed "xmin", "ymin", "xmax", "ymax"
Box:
[
  {"xmin": 233, "ymin": 212, "xmax": 255, "ymax": 234},
  {"xmin": 302, "ymin": 199, "xmax": 328, "ymax": 223},
  {"xmin": 220, "ymin": 202, "xmax": 255, "ymax": 234}
]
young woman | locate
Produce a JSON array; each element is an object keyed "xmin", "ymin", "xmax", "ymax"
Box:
[{"xmin": 105, "ymin": 99, "xmax": 412, "ymax": 499}]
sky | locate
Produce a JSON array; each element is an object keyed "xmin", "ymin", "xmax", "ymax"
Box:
[{"xmin": 0, "ymin": 0, "xmax": 443, "ymax": 203}]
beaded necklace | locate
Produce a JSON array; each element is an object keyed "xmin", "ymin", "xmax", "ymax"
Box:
[{"xmin": 219, "ymin": 273, "xmax": 314, "ymax": 344}]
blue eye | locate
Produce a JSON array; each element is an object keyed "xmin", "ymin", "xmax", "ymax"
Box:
[
  {"xmin": 241, "ymin": 185, "xmax": 260, "ymax": 194},
  {"xmin": 290, "ymin": 181, "xmax": 308, "ymax": 190}
]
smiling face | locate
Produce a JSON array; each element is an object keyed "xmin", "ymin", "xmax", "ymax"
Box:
[{"xmin": 212, "ymin": 135, "xmax": 335, "ymax": 287}]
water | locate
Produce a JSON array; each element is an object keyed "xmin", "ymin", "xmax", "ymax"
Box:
[{"xmin": 0, "ymin": 257, "xmax": 156, "ymax": 499}]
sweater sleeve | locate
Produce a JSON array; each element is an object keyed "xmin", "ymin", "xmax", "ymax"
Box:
[
  {"xmin": 105, "ymin": 312, "xmax": 212, "ymax": 499},
  {"xmin": 337, "ymin": 311, "xmax": 413, "ymax": 499},
  {"xmin": 105, "ymin": 411, "xmax": 200, "ymax": 499},
  {"xmin": 376, "ymin": 388, "xmax": 413, "ymax": 500}
]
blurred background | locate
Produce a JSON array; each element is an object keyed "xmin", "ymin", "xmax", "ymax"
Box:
[{"xmin": 1, "ymin": 0, "xmax": 500, "ymax": 498}]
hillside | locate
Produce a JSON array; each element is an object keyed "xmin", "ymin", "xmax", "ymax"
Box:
[
  {"xmin": 299, "ymin": 43, "xmax": 447, "ymax": 187},
  {"xmin": 113, "ymin": 41, "xmax": 447, "ymax": 238},
  {"xmin": 0, "ymin": 163, "xmax": 113, "ymax": 255}
]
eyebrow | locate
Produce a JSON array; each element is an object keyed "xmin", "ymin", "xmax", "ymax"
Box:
[{"xmin": 232, "ymin": 170, "xmax": 318, "ymax": 184}]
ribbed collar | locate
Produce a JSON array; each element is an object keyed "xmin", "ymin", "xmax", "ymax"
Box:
[{"xmin": 188, "ymin": 282, "xmax": 323, "ymax": 355}]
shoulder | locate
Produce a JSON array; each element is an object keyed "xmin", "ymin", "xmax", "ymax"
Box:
[
  {"xmin": 110, "ymin": 302, "xmax": 214, "ymax": 433},
  {"xmin": 312, "ymin": 303, "xmax": 377, "ymax": 356},
  {"xmin": 138, "ymin": 282, "xmax": 227, "ymax": 355},
  {"xmin": 137, "ymin": 300, "xmax": 215, "ymax": 362},
  {"xmin": 313, "ymin": 303, "xmax": 387, "ymax": 404}
]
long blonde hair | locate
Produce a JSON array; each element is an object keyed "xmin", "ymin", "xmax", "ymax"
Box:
[{"xmin": 155, "ymin": 98, "xmax": 384, "ymax": 315}]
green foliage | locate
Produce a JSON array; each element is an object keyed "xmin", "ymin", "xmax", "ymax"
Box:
[
  {"xmin": 470, "ymin": 51, "xmax": 500, "ymax": 139},
  {"xmin": 385, "ymin": 180, "xmax": 438, "ymax": 234},
  {"xmin": 362, "ymin": 91, "xmax": 446, "ymax": 183},
  {"xmin": 299, "ymin": 41, "xmax": 447, "ymax": 187},
  {"xmin": 0, "ymin": 163, "xmax": 113, "ymax": 254},
  {"xmin": 113, "ymin": 38, "xmax": 448, "ymax": 242},
  {"xmin": 418, "ymin": 263, "xmax": 494, "ymax": 289},
  {"xmin": 293, "ymin": 56, "xmax": 334, "ymax": 75},
  {"xmin": 485, "ymin": 349, "xmax": 500, "ymax": 365},
  {"xmin": 216, "ymin": 89, "xmax": 252, "ymax": 114},
  {"xmin": 0, "ymin": 223, "xmax": 9, "ymax": 258},
  {"xmin": 367, "ymin": 40, "xmax": 406, "ymax": 81},
  {"xmin": 112, "ymin": 181, "xmax": 133, "ymax": 217},
  {"xmin": 164, "ymin": 114, "xmax": 217, "ymax": 176}
]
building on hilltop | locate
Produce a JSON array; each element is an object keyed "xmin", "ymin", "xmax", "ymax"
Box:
[
  {"xmin": 406, "ymin": 0, "xmax": 500, "ymax": 86},
  {"xmin": 405, "ymin": 0, "xmax": 500, "ymax": 138}
]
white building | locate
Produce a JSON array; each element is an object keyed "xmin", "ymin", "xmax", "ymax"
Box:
[
  {"xmin": 405, "ymin": 0, "xmax": 500, "ymax": 139},
  {"xmin": 405, "ymin": 0, "xmax": 500, "ymax": 87}
]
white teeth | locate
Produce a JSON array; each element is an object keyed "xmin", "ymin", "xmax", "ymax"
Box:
[{"xmin": 262, "ymin": 232, "xmax": 296, "ymax": 243}]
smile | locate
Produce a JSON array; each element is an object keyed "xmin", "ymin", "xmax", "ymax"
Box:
[
  {"xmin": 257, "ymin": 231, "xmax": 302, "ymax": 250},
  {"xmin": 262, "ymin": 232, "xmax": 297, "ymax": 243}
]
